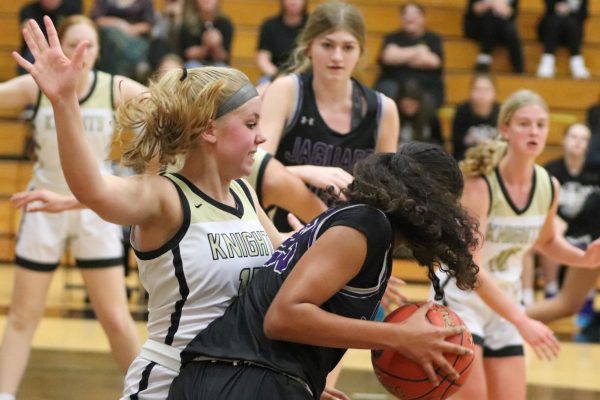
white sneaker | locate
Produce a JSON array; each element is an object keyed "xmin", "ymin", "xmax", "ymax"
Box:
[
  {"xmin": 536, "ymin": 54, "xmax": 555, "ymax": 78},
  {"xmin": 570, "ymin": 55, "xmax": 590, "ymax": 79}
]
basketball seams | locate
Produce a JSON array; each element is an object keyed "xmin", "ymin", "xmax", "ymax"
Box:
[{"xmin": 373, "ymin": 303, "xmax": 475, "ymax": 400}]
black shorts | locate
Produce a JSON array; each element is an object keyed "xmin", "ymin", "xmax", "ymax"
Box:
[{"xmin": 168, "ymin": 360, "xmax": 313, "ymax": 400}]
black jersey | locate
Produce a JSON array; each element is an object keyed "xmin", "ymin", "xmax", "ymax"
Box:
[
  {"xmin": 180, "ymin": 204, "xmax": 393, "ymax": 399},
  {"xmin": 272, "ymin": 73, "xmax": 383, "ymax": 229},
  {"xmin": 545, "ymin": 158, "xmax": 600, "ymax": 241}
]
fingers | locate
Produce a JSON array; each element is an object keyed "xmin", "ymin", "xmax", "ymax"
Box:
[
  {"xmin": 71, "ymin": 40, "xmax": 89, "ymax": 70},
  {"xmin": 10, "ymin": 192, "xmax": 36, "ymax": 209},
  {"xmin": 421, "ymin": 362, "xmax": 439, "ymax": 386},
  {"xmin": 287, "ymin": 213, "xmax": 304, "ymax": 231},
  {"xmin": 44, "ymin": 15, "xmax": 61, "ymax": 49},
  {"xmin": 27, "ymin": 18, "xmax": 49, "ymax": 53},
  {"xmin": 12, "ymin": 50, "xmax": 32, "ymax": 73},
  {"xmin": 432, "ymin": 354, "xmax": 460, "ymax": 382}
]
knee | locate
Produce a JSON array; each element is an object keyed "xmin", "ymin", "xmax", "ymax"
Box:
[
  {"xmin": 6, "ymin": 305, "xmax": 44, "ymax": 333},
  {"xmin": 95, "ymin": 307, "xmax": 134, "ymax": 336}
]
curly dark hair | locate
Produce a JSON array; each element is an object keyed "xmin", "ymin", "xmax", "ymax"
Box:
[{"xmin": 342, "ymin": 142, "xmax": 480, "ymax": 300}]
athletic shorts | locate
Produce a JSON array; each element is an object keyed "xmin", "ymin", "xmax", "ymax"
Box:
[
  {"xmin": 434, "ymin": 272, "xmax": 524, "ymax": 357},
  {"xmin": 122, "ymin": 356, "xmax": 177, "ymax": 400},
  {"xmin": 168, "ymin": 361, "xmax": 313, "ymax": 400},
  {"xmin": 15, "ymin": 208, "xmax": 123, "ymax": 272}
]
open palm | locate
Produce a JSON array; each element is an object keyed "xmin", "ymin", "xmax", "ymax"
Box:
[{"xmin": 13, "ymin": 16, "xmax": 86, "ymax": 103}]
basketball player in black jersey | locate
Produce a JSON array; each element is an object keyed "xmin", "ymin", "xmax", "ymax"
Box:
[
  {"xmin": 260, "ymin": 2, "xmax": 400, "ymax": 231},
  {"xmin": 168, "ymin": 143, "xmax": 480, "ymax": 400}
]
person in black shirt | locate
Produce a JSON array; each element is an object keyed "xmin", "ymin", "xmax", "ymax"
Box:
[
  {"xmin": 180, "ymin": 0, "xmax": 233, "ymax": 66},
  {"xmin": 375, "ymin": 2, "xmax": 445, "ymax": 110},
  {"xmin": 168, "ymin": 142, "xmax": 479, "ymax": 400},
  {"xmin": 464, "ymin": 0, "xmax": 524, "ymax": 73},
  {"xmin": 18, "ymin": 0, "xmax": 82, "ymax": 75},
  {"xmin": 585, "ymin": 99, "xmax": 600, "ymax": 165},
  {"xmin": 256, "ymin": 0, "xmax": 308, "ymax": 83},
  {"xmin": 396, "ymin": 79, "xmax": 443, "ymax": 147},
  {"xmin": 527, "ymin": 123, "xmax": 600, "ymax": 332},
  {"xmin": 451, "ymin": 73, "xmax": 500, "ymax": 160},
  {"xmin": 536, "ymin": 0, "xmax": 589, "ymax": 79},
  {"xmin": 260, "ymin": 2, "xmax": 399, "ymax": 231}
]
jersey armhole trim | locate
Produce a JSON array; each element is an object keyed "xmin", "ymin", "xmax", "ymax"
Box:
[
  {"xmin": 283, "ymin": 73, "xmax": 303, "ymax": 134},
  {"xmin": 548, "ymin": 172, "xmax": 555, "ymax": 211},
  {"xmin": 482, "ymin": 174, "xmax": 493, "ymax": 216},
  {"xmin": 235, "ymin": 179, "xmax": 256, "ymax": 211},
  {"xmin": 255, "ymin": 152, "xmax": 272, "ymax": 208},
  {"xmin": 132, "ymin": 176, "xmax": 191, "ymax": 260},
  {"xmin": 374, "ymin": 92, "xmax": 384, "ymax": 145}
]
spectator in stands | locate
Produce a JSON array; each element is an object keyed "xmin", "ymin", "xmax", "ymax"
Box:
[
  {"xmin": 180, "ymin": 0, "xmax": 233, "ymax": 67},
  {"xmin": 17, "ymin": 0, "xmax": 82, "ymax": 75},
  {"xmin": 464, "ymin": 0, "xmax": 525, "ymax": 74},
  {"xmin": 374, "ymin": 2, "xmax": 444, "ymax": 110},
  {"xmin": 91, "ymin": 0, "xmax": 154, "ymax": 80},
  {"xmin": 527, "ymin": 123, "xmax": 600, "ymax": 342},
  {"xmin": 451, "ymin": 73, "xmax": 500, "ymax": 160},
  {"xmin": 149, "ymin": 0, "xmax": 184, "ymax": 70},
  {"xmin": 536, "ymin": 0, "xmax": 590, "ymax": 79},
  {"xmin": 586, "ymin": 97, "xmax": 600, "ymax": 164},
  {"xmin": 256, "ymin": 0, "xmax": 308, "ymax": 85},
  {"xmin": 396, "ymin": 79, "xmax": 443, "ymax": 147}
]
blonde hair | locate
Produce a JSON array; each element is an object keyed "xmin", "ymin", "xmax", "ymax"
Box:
[
  {"xmin": 117, "ymin": 66, "xmax": 251, "ymax": 173},
  {"xmin": 287, "ymin": 1, "xmax": 365, "ymax": 73},
  {"xmin": 460, "ymin": 89, "xmax": 548, "ymax": 177},
  {"xmin": 57, "ymin": 15, "xmax": 98, "ymax": 41}
]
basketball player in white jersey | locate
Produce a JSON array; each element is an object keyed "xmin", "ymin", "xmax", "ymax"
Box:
[
  {"xmin": 437, "ymin": 90, "xmax": 600, "ymax": 400},
  {"xmin": 12, "ymin": 16, "xmax": 318, "ymax": 399},
  {"xmin": 0, "ymin": 15, "xmax": 145, "ymax": 400}
]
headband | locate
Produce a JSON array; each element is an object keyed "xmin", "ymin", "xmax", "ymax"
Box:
[{"xmin": 215, "ymin": 83, "xmax": 259, "ymax": 119}]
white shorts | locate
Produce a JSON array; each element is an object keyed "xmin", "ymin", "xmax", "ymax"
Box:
[
  {"xmin": 15, "ymin": 208, "xmax": 123, "ymax": 271},
  {"xmin": 433, "ymin": 271, "xmax": 524, "ymax": 357},
  {"xmin": 122, "ymin": 356, "xmax": 178, "ymax": 400}
]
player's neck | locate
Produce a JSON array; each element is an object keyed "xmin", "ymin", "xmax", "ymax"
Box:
[
  {"xmin": 498, "ymin": 154, "xmax": 534, "ymax": 186},
  {"xmin": 312, "ymin": 76, "xmax": 352, "ymax": 105}
]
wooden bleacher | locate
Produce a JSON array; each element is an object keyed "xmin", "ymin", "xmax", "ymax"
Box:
[{"xmin": 1, "ymin": 0, "xmax": 600, "ymax": 265}]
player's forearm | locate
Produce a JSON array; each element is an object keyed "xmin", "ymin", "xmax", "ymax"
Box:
[
  {"xmin": 264, "ymin": 302, "xmax": 398, "ymax": 350},
  {"xmin": 51, "ymin": 96, "xmax": 111, "ymax": 205},
  {"xmin": 537, "ymin": 235, "xmax": 591, "ymax": 268},
  {"xmin": 475, "ymin": 268, "xmax": 528, "ymax": 326}
]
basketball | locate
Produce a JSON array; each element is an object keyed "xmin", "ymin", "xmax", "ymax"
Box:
[{"xmin": 371, "ymin": 303, "xmax": 475, "ymax": 400}]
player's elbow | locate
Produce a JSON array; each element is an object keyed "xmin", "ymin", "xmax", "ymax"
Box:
[{"xmin": 263, "ymin": 304, "xmax": 292, "ymax": 340}]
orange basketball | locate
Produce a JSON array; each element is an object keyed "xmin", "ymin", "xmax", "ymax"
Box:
[{"xmin": 371, "ymin": 303, "xmax": 475, "ymax": 400}]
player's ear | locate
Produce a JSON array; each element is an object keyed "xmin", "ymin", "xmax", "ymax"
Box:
[{"xmin": 201, "ymin": 119, "xmax": 217, "ymax": 143}]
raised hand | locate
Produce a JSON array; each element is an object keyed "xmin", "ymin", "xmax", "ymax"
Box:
[{"xmin": 12, "ymin": 16, "xmax": 87, "ymax": 103}]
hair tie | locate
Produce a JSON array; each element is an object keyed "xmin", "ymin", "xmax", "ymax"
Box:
[{"xmin": 180, "ymin": 68, "xmax": 188, "ymax": 82}]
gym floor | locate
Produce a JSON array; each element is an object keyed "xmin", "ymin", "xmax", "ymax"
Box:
[{"xmin": 0, "ymin": 263, "xmax": 599, "ymax": 399}]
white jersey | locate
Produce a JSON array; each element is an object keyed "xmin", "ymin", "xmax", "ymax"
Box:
[
  {"xmin": 30, "ymin": 70, "xmax": 115, "ymax": 194},
  {"xmin": 134, "ymin": 173, "xmax": 274, "ymax": 350},
  {"xmin": 434, "ymin": 165, "xmax": 554, "ymax": 350},
  {"xmin": 479, "ymin": 164, "xmax": 554, "ymax": 300}
]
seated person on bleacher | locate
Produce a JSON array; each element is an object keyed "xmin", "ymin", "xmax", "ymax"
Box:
[
  {"xmin": 536, "ymin": 0, "xmax": 590, "ymax": 79},
  {"xmin": 179, "ymin": 0, "xmax": 233, "ymax": 67},
  {"xmin": 395, "ymin": 79, "xmax": 444, "ymax": 148},
  {"xmin": 451, "ymin": 73, "xmax": 499, "ymax": 160},
  {"xmin": 256, "ymin": 0, "xmax": 308, "ymax": 85},
  {"xmin": 464, "ymin": 0, "xmax": 525, "ymax": 74},
  {"xmin": 18, "ymin": 0, "xmax": 82, "ymax": 75},
  {"xmin": 374, "ymin": 2, "xmax": 445, "ymax": 111},
  {"xmin": 91, "ymin": 0, "xmax": 155, "ymax": 80},
  {"xmin": 148, "ymin": 0, "xmax": 183, "ymax": 71},
  {"xmin": 586, "ymin": 98, "xmax": 600, "ymax": 165}
]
